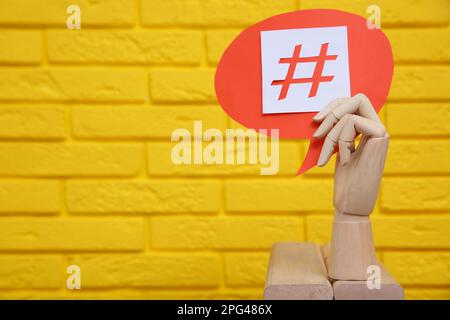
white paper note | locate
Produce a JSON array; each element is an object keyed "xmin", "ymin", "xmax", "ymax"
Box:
[{"xmin": 261, "ymin": 26, "xmax": 351, "ymax": 114}]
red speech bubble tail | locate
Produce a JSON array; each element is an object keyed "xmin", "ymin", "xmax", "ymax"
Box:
[{"xmin": 296, "ymin": 138, "xmax": 323, "ymax": 175}]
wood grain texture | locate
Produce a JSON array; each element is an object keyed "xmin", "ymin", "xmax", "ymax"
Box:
[
  {"xmin": 328, "ymin": 214, "xmax": 377, "ymax": 280},
  {"xmin": 264, "ymin": 242, "xmax": 333, "ymax": 300},
  {"xmin": 334, "ymin": 135, "xmax": 389, "ymax": 216},
  {"xmin": 329, "ymin": 135, "xmax": 389, "ymax": 280},
  {"xmin": 323, "ymin": 244, "xmax": 404, "ymax": 300}
]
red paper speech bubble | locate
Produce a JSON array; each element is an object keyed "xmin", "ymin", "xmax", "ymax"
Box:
[{"xmin": 215, "ymin": 9, "xmax": 393, "ymax": 175}]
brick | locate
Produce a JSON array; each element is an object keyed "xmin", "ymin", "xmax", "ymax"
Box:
[
  {"xmin": 0, "ymin": 180, "xmax": 59, "ymax": 214},
  {"xmin": 0, "ymin": 30, "xmax": 41, "ymax": 64},
  {"xmin": 306, "ymin": 215, "xmax": 333, "ymax": 244},
  {"xmin": 390, "ymin": 66, "xmax": 450, "ymax": 100},
  {"xmin": 48, "ymin": 30, "xmax": 202, "ymax": 65},
  {"xmin": 307, "ymin": 119, "xmax": 450, "ymax": 176},
  {"xmin": 0, "ymin": 69, "xmax": 147, "ymax": 102},
  {"xmin": 72, "ymin": 105, "xmax": 227, "ymax": 138},
  {"xmin": 140, "ymin": 289, "xmax": 262, "ymax": 300},
  {"xmin": 0, "ymin": 143, "xmax": 142, "ymax": 177},
  {"xmin": 304, "ymin": 153, "xmax": 336, "ymax": 176},
  {"xmin": 386, "ymin": 29, "xmax": 450, "ymax": 63},
  {"xmin": 405, "ymin": 288, "xmax": 450, "ymax": 300},
  {"xmin": 378, "ymin": 106, "xmax": 388, "ymax": 125},
  {"xmin": 225, "ymin": 179, "xmax": 333, "ymax": 212},
  {"xmin": 0, "ymin": 218, "xmax": 144, "ymax": 251},
  {"xmin": 384, "ymin": 252, "xmax": 450, "ymax": 285},
  {"xmin": 307, "ymin": 215, "xmax": 450, "ymax": 249},
  {"xmin": 381, "ymin": 178, "xmax": 450, "ymax": 211},
  {"xmin": 134, "ymin": 289, "xmax": 263, "ymax": 300},
  {"xmin": 151, "ymin": 217, "xmax": 303, "ymax": 249},
  {"xmin": 0, "ymin": 105, "xmax": 65, "ymax": 139},
  {"xmin": 67, "ymin": 180, "xmax": 220, "ymax": 214},
  {"xmin": 71, "ymin": 253, "xmax": 220, "ymax": 288},
  {"xmin": 385, "ymin": 140, "xmax": 450, "ymax": 174},
  {"xmin": 0, "ymin": 289, "xmax": 261, "ymax": 300},
  {"xmin": 206, "ymin": 30, "xmax": 240, "ymax": 64},
  {"xmin": 387, "ymin": 103, "xmax": 450, "ymax": 136},
  {"xmin": 374, "ymin": 216, "xmax": 450, "ymax": 249},
  {"xmin": 150, "ymin": 69, "xmax": 215, "ymax": 103},
  {"xmin": 300, "ymin": 0, "xmax": 449, "ymax": 26},
  {"xmin": 0, "ymin": 0, "xmax": 134, "ymax": 27},
  {"xmin": 141, "ymin": 0, "xmax": 296, "ymax": 27},
  {"xmin": 224, "ymin": 253, "xmax": 269, "ymax": 286},
  {"xmin": 147, "ymin": 141, "xmax": 301, "ymax": 176},
  {"xmin": 0, "ymin": 256, "xmax": 63, "ymax": 288}
]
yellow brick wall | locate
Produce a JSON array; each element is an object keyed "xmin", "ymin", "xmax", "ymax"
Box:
[{"xmin": 0, "ymin": 0, "xmax": 448, "ymax": 300}]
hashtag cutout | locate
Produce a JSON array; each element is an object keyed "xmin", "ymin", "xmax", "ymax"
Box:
[{"xmin": 271, "ymin": 43, "xmax": 338, "ymax": 100}]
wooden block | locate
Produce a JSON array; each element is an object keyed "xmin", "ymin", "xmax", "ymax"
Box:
[
  {"xmin": 322, "ymin": 244, "xmax": 404, "ymax": 300},
  {"xmin": 332, "ymin": 273, "xmax": 404, "ymax": 300},
  {"xmin": 264, "ymin": 242, "xmax": 333, "ymax": 300}
]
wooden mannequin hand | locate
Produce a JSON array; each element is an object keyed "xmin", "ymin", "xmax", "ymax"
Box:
[{"xmin": 312, "ymin": 93, "xmax": 389, "ymax": 216}]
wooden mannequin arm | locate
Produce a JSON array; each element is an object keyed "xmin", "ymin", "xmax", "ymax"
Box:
[
  {"xmin": 334, "ymin": 134, "xmax": 389, "ymax": 215},
  {"xmin": 312, "ymin": 93, "xmax": 389, "ymax": 216},
  {"xmin": 313, "ymin": 94, "xmax": 389, "ymax": 281}
]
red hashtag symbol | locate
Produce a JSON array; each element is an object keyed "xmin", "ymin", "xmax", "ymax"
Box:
[{"xmin": 271, "ymin": 43, "xmax": 338, "ymax": 100}]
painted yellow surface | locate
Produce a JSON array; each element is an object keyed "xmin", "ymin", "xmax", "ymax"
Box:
[{"xmin": 0, "ymin": 0, "xmax": 448, "ymax": 299}]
